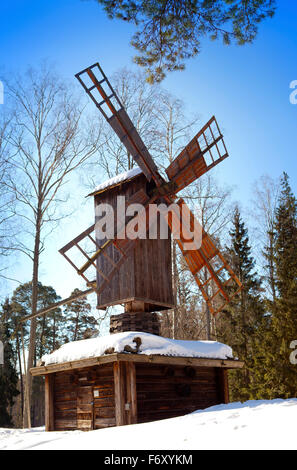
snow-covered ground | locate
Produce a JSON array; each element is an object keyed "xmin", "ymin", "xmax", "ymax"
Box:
[{"xmin": 1, "ymin": 399, "xmax": 296, "ymax": 450}]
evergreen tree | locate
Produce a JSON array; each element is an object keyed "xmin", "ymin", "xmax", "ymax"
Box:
[
  {"xmin": 10, "ymin": 282, "xmax": 65, "ymax": 426},
  {"xmin": 0, "ymin": 299, "xmax": 19, "ymax": 427},
  {"xmin": 11, "ymin": 282, "xmax": 63, "ymax": 364},
  {"xmin": 64, "ymin": 289, "xmax": 98, "ymax": 342},
  {"xmin": 96, "ymin": 0, "xmax": 276, "ymax": 83},
  {"xmin": 261, "ymin": 173, "xmax": 297, "ymax": 398},
  {"xmin": 217, "ymin": 207, "xmax": 265, "ymax": 401}
]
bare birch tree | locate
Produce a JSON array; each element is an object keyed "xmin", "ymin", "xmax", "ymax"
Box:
[
  {"xmin": 2, "ymin": 64, "xmax": 101, "ymax": 427},
  {"xmin": 184, "ymin": 174, "xmax": 234, "ymax": 340},
  {"xmin": 251, "ymin": 174, "xmax": 280, "ymax": 302},
  {"xmin": 0, "ymin": 114, "xmax": 20, "ymax": 281}
]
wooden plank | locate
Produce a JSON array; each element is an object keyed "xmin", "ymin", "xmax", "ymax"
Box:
[
  {"xmin": 31, "ymin": 354, "xmax": 244, "ymax": 376},
  {"xmin": 77, "ymin": 419, "xmax": 93, "ymax": 430},
  {"xmin": 126, "ymin": 362, "xmax": 137, "ymax": 425},
  {"xmin": 54, "ymin": 419, "xmax": 77, "ymax": 430},
  {"xmin": 217, "ymin": 368, "xmax": 229, "ymax": 404},
  {"xmin": 45, "ymin": 374, "xmax": 54, "ymax": 431},
  {"xmin": 94, "ymin": 172, "xmax": 175, "ymax": 312},
  {"xmin": 77, "ymin": 386, "xmax": 93, "ymax": 431},
  {"xmin": 94, "ymin": 417, "xmax": 116, "ymax": 428},
  {"xmin": 113, "ymin": 362, "xmax": 125, "ymax": 426},
  {"xmin": 94, "ymin": 406, "xmax": 115, "ymax": 419}
]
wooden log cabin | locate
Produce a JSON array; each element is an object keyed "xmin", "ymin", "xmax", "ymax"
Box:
[{"xmin": 31, "ymin": 340, "xmax": 243, "ymax": 432}]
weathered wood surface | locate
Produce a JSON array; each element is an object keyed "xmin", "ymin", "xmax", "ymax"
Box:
[
  {"xmin": 135, "ymin": 363, "xmax": 225, "ymax": 424},
  {"xmin": 125, "ymin": 362, "xmax": 138, "ymax": 425},
  {"xmin": 44, "ymin": 358, "xmax": 237, "ymax": 431},
  {"xmin": 113, "ymin": 361, "xmax": 138, "ymax": 426},
  {"xmin": 113, "ymin": 361, "xmax": 125, "ymax": 426},
  {"xmin": 31, "ymin": 353, "xmax": 244, "ymax": 376},
  {"xmin": 52, "ymin": 363, "xmax": 115, "ymax": 431},
  {"xmin": 110, "ymin": 311, "xmax": 160, "ymax": 335},
  {"xmin": 95, "ymin": 173, "xmax": 175, "ymax": 311},
  {"xmin": 45, "ymin": 374, "xmax": 54, "ymax": 431},
  {"xmin": 216, "ymin": 368, "xmax": 229, "ymax": 404}
]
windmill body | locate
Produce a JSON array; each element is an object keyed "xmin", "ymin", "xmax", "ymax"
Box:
[{"xmin": 91, "ymin": 168, "xmax": 175, "ymax": 334}]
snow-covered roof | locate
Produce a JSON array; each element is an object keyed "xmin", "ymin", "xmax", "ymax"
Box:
[
  {"xmin": 88, "ymin": 167, "xmax": 143, "ymax": 197},
  {"xmin": 41, "ymin": 331, "xmax": 233, "ymax": 366}
]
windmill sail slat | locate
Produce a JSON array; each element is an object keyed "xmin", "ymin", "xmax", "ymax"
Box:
[
  {"xmin": 108, "ymin": 109, "xmax": 160, "ymax": 182},
  {"xmin": 166, "ymin": 116, "xmax": 228, "ymax": 194},
  {"xmin": 165, "ymin": 199, "xmax": 242, "ymax": 316},
  {"xmin": 76, "ymin": 63, "xmax": 162, "ymax": 186}
]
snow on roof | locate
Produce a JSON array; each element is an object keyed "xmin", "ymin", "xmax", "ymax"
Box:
[
  {"xmin": 41, "ymin": 331, "xmax": 233, "ymax": 366},
  {"xmin": 88, "ymin": 166, "xmax": 143, "ymax": 196}
]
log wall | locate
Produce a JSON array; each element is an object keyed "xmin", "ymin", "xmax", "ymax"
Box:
[
  {"xmin": 52, "ymin": 363, "xmax": 116, "ymax": 431},
  {"xmin": 135, "ymin": 363, "xmax": 225, "ymax": 424},
  {"xmin": 109, "ymin": 311, "xmax": 160, "ymax": 335},
  {"xmin": 46, "ymin": 361, "xmax": 229, "ymax": 431}
]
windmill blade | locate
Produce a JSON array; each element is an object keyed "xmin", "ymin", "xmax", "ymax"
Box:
[
  {"xmin": 163, "ymin": 199, "xmax": 242, "ymax": 316},
  {"xmin": 166, "ymin": 116, "xmax": 229, "ymax": 194},
  {"xmin": 75, "ymin": 63, "xmax": 162, "ymax": 186}
]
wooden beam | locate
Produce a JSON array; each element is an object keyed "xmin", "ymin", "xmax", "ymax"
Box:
[
  {"xmin": 30, "ymin": 353, "xmax": 244, "ymax": 377},
  {"xmin": 45, "ymin": 374, "xmax": 54, "ymax": 431},
  {"xmin": 20, "ymin": 288, "xmax": 95, "ymax": 323},
  {"xmin": 217, "ymin": 368, "xmax": 229, "ymax": 404},
  {"xmin": 125, "ymin": 362, "xmax": 137, "ymax": 425},
  {"xmin": 113, "ymin": 362, "xmax": 125, "ymax": 426}
]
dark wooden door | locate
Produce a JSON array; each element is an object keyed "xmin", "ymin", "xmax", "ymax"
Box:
[{"xmin": 77, "ymin": 386, "xmax": 94, "ymax": 431}]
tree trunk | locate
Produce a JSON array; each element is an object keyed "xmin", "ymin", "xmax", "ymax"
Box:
[
  {"xmin": 172, "ymin": 241, "xmax": 178, "ymax": 339},
  {"xmin": 16, "ymin": 333, "xmax": 24, "ymax": 420},
  {"xmin": 268, "ymin": 231, "xmax": 276, "ymax": 303},
  {"xmin": 23, "ymin": 209, "xmax": 41, "ymax": 428}
]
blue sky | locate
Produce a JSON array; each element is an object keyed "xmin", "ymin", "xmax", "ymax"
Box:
[{"xmin": 0, "ymin": 0, "xmax": 296, "ymax": 303}]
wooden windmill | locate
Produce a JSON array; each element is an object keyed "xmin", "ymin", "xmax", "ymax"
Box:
[
  {"xmin": 30, "ymin": 63, "xmax": 244, "ymax": 432},
  {"xmin": 57, "ymin": 62, "xmax": 242, "ymax": 335}
]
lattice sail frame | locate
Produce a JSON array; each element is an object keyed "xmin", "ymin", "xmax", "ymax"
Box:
[
  {"xmin": 166, "ymin": 116, "xmax": 228, "ymax": 193},
  {"xmin": 75, "ymin": 63, "xmax": 162, "ymax": 186},
  {"xmin": 165, "ymin": 199, "xmax": 242, "ymax": 316}
]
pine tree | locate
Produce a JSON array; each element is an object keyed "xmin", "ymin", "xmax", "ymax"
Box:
[
  {"xmin": 96, "ymin": 0, "xmax": 276, "ymax": 83},
  {"xmin": 0, "ymin": 299, "xmax": 19, "ymax": 427},
  {"xmin": 262, "ymin": 173, "xmax": 297, "ymax": 398},
  {"xmin": 64, "ymin": 289, "xmax": 97, "ymax": 342},
  {"xmin": 11, "ymin": 282, "xmax": 64, "ymax": 426},
  {"xmin": 11, "ymin": 282, "xmax": 64, "ymax": 364},
  {"xmin": 217, "ymin": 207, "xmax": 265, "ymax": 401}
]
